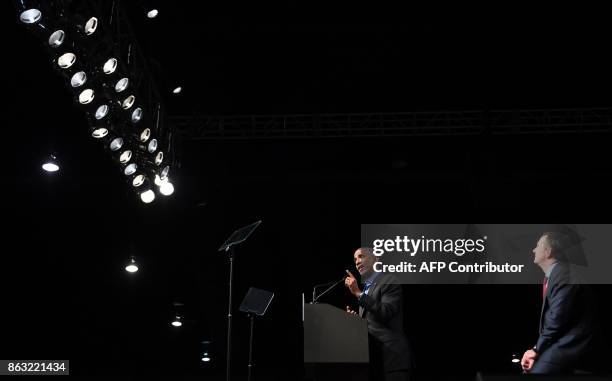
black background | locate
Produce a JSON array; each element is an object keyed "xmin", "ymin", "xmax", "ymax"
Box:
[{"xmin": 1, "ymin": 2, "xmax": 612, "ymax": 380}]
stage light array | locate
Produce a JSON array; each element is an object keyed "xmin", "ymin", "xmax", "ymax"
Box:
[{"xmin": 16, "ymin": 0, "xmax": 175, "ymax": 203}]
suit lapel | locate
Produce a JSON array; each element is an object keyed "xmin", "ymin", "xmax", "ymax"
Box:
[
  {"xmin": 369, "ymin": 280, "xmax": 379, "ymax": 297},
  {"xmin": 359, "ymin": 280, "xmax": 380, "ymax": 318},
  {"xmin": 539, "ymin": 291, "xmax": 548, "ymax": 332},
  {"xmin": 539, "ymin": 268, "xmax": 556, "ymax": 332}
]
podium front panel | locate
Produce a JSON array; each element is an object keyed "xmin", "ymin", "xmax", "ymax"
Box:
[{"xmin": 304, "ymin": 303, "xmax": 369, "ymax": 363}]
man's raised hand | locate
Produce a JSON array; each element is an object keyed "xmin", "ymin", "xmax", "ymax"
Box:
[{"xmin": 344, "ymin": 269, "xmax": 361, "ymax": 297}]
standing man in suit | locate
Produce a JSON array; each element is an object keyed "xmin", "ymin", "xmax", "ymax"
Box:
[
  {"xmin": 521, "ymin": 232, "xmax": 597, "ymax": 374},
  {"xmin": 344, "ymin": 247, "xmax": 413, "ymax": 381}
]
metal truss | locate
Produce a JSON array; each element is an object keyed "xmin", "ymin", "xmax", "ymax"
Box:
[{"xmin": 171, "ymin": 108, "xmax": 612, "ymax": 140}]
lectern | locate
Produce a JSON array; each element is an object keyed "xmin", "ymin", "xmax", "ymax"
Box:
[{"xmin": 303, "ymin": 303, "xmax": 369, "ymax": 381}]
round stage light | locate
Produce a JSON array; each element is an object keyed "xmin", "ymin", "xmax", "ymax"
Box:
[
  {"xmin": 124, "ymin": 163, "xmax": 137, "ymax": 176},
  {"xmin": 122, "ymin": 95, "xmax": 135, "ymax": 109},
  {"xmin": 154, "ymin": 174, "xmax": 165, "ymax": 186},
  {"xmin": 42, "ymin": 155, "xmax": 59, "ymax": 172},
  {"xmin": 171, "ymin": 316, "xmax": 182, "ymax": 327},
  {"xmin": 20, "ymin": 9, "xmax": 41, "ymax": 24},
  {"xmin": 154, "ymin": 151, "xmax": 163, "ymax": 165},
  {"xmin": 70, "ymin": 71, "xmax": 87, "ymax": 87},
  {"xmin": 147, "ymin": 138, "xmax": 158, "ymax": 153},
  {"xmin": 115, "ymin": 77, "xmax": 129, "ymax": 92},
  {"xmin": 160, "ymin": 181, "xmax": 174, "ymax": 196},
  {"xmin": 48, "ymin": 30, "xmax": 65, "ymax": 48},
  {"xmin": 140, "ymin": 189, "xmax": 155, "ymax": 203},
  {"xmin": 160, "ymin": 165, "xmax": 170, "ymax": 180},
  {"xmin": 131, "ymin": 108, "xmax": 143, "ymax": 123},
  {"xmin": 110, "ymin": 137, "xmax": 124, "ymax": 151},
  {"xmin": 91, "ymin": 127, "xmax": 108, "ymax": 138},
  {"xmin": 42, "ymin": 162, "xmax": 59, "ymax": 172},
  {"xmin": 139, "ymin": 128, "xmax": 150, "ymax": 142},
  {"xmin": 95, "ymin": 104, "xmax": 109, "ymax": 120},
  {"xmin": 132, "ymin": 174, "xmax": 145, "ymax": 187},
  {"xmin": 103, "ymin": 58, "xmax": 117, "ymax": 74},
  {"xmin": 119, "ymin": 150, "xmax": 132, "ymax": 164},
  {"xmin": 58, "ymin": 53, "xmax": 76, "ymax": 69},
  {"xmin": 78, "ymin": 89, "xmax": 94, "ymax": 104},
  {"xmin": 125, "ymin": 257, "xmax": 138, "ymax": 273},
  {"xmin": 84, "ymin": 17, "xmax": 98, "ymax": 35}
]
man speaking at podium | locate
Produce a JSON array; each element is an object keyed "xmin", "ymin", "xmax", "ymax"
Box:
[{"xmin": 345, "ymin": 247, "xmax": 414, "ymax": 381}]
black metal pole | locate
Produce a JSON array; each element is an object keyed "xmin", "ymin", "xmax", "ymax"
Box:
[
  {"xmin": 226, "ymin": 247, "xmax": 235, "ymax": 381},
  {"xmin": 247, "ymin": 314, "xmax": 255, "ymax": 381}
]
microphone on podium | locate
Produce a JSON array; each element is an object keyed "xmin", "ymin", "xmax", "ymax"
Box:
[{"xmin": 311, "ymin": 274, "xmax": 349, "ymax": 304}]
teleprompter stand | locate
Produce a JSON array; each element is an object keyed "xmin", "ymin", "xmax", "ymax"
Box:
[
  {"xmin": 218, "ymin": 220, "xmax": 262, "ymax": 381},
  {"xmin": 239, "ymin": 287, "xmax": 274, "ymax": 381}
]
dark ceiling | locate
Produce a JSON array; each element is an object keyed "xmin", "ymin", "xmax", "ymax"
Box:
[{"xmin": 99, "ymin": 3, "xmax": 612, "ymax": 114}]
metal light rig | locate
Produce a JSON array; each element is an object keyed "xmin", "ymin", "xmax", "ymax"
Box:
[{"xmin": 15, "ymin": 0, "xmax": 176, "ymax": 202}]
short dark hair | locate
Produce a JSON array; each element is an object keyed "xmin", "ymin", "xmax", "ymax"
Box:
[
  {"xmin": 357, "ymin": 247, "xmax": 374, "ymax": 256},
  {"xmin": 542, "ymin": 232, "xmax": 569, "ymax": 262}
]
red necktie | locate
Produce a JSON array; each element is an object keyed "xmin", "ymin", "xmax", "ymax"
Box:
[{"xmin": 542, "ymin": 277, "xmax": 549, "ymax": 299}]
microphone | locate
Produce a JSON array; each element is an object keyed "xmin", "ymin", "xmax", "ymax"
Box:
[{"xmin": 311, "ymin": 275, "xmax": 348, "ymax": 304}]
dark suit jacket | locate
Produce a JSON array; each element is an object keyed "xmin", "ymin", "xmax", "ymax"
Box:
[
  {"xmin": 535, "ymin": 262, "xmax": 597, "ymax": 370},
  {"xmin": 358, "ymin": 274, "xmax": 413, "ymax": 372}
]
